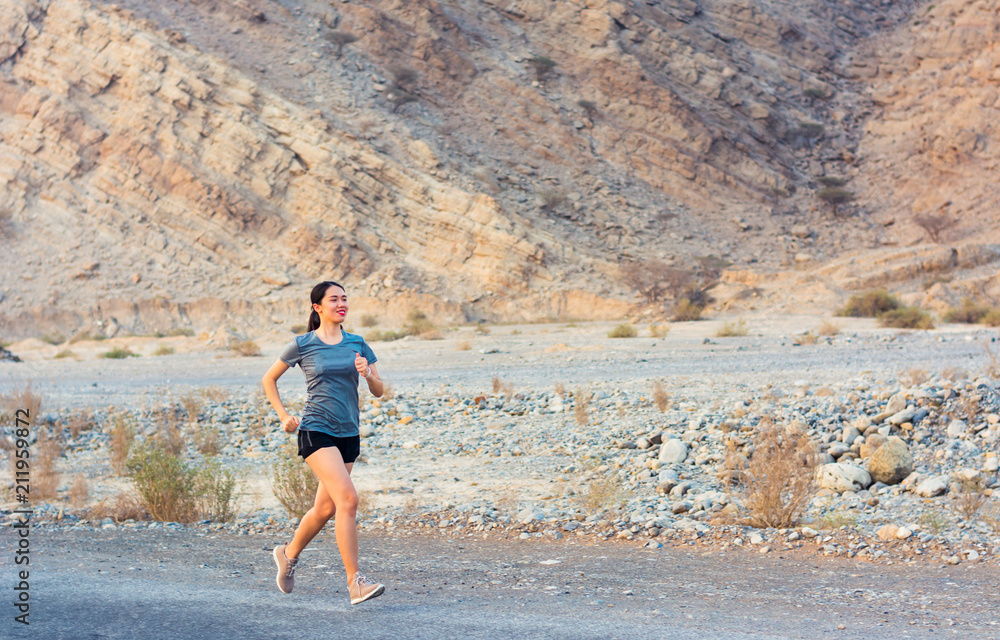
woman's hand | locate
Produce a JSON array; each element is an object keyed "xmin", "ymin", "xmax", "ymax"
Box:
[
  {"xmin": 355, "ymin": 352, "xmax": 370, "ymax": 377},
  {"xmin": 282, "ymin": 415, "xmax": 300, "ymax": 433}
]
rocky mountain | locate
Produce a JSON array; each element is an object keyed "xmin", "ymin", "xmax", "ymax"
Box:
[{"xmin": 1, "ymin": 0, "xmax": 997, "ymax": 339}]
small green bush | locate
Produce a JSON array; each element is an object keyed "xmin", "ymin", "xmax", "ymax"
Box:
[
  {"xmin": 153, "ymin": 345, "xmax": 175, "ymax": 356},
  {"xmin": 837, "ymin": 290, "xmax": 901, "ymax": 317},
  {"xmin": 70, "ymin": 330, "xmax": 106, "ymax": 344},
  {"xmin": 126, "ymin": 445, "xmax": 197, "ymax": 522},
  {"xmin": 607, "ymin": 323, "xmax": 637, "ymax": 338},
  {"xmin": 102, "ymin": 347, "xmax": 138, "ymax": 359},
  {"xmin": 269, "ymin": 443, "xmax": 320, "ymax": 518},
  {"xmin": 54, "ymin": 349, "xmax": 75, "ymax": 359},
  {"xmin": 942, "ymin": 298, "xmax": 993, "ymax": 324},
  {"xmin": 195, "ymin": 459, "xmax": 240, "ymax": 522},
  {"xmin": 41, "ymin": 332, "xmax": 66, "ymax": 345},
  {"xmin": 878, "ymin": 307, "xmax": 934, "ymax": 330},
  {"xmin": 527, "ymin": 55, "xmax": 557, "ymax": 81},
  {"xmin": 168, "ymin": 328, "xmax": 195, "ymax": 338}
]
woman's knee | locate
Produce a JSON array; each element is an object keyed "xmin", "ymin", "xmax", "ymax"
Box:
[
  {"xmin": 313, "ymin": 501, "xmax": 336, "ymax": 521},
  {"xmin": 335, "ymin": 490, "xmax": 358, "ymax": 514}
]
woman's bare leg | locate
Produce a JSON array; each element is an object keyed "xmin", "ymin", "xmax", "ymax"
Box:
[
  {"xmin": 285, "ymin": 462, "xmax": 351, "ymax": 559},
  {"xmin": 300, "ymin": 447, "xmax": 360, "ymax": 579}
]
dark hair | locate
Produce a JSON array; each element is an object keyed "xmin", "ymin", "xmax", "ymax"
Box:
[{"xmin": 307, "ymin": 281, "xmax": 345, "ymax": 331}]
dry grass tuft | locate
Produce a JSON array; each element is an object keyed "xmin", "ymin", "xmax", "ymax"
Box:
[
  {"xmin": 492, "ymin": 376, "xmax": 514, "ymax": 399},
  {"xmin": 230, "ymin": 340, "xmax": 262, "ymax": 357},
  {"xmin": 179, "ymin": 392, "xmax": 203, "ymax": 423},
  {"xmin": 1, "ymin": 382, "xmax": 43, "ymax": 423},
  {"xmin": 576, "ymin": 472, "xmax": 631, "ymax": 517},
  {"xmin": 899, "ymin": 368, "xmax": 929, "ymax": 387},
  {"xmin": 953, "ymin": 476, "xmax": 990, "ymax": 519},
  {"xmin": 194, "ymin": 423, "xmax": 220, "ymax": 456},
  {"xmin": 794, "ymin": 331, "xmax": 818, "ymax": 345},
  {"xmin": 573, "ymin": 387, "xmax": 590, "ymax": 425},
  {"xmin": 652, "ymin": 381, "xmax": 670, "ymax": 412},
  {"xmin": 649, "ymin": 324, "xmax": 670, "ymax": 338},
  {"xmin": 494, "ymin": 486, "xmax": 519, "ymax": 519},
  {"xmin": 456, "ymin": 340, "xmax": 472, "ymax": 351},
  {"xmin": 109, "ymin": 412, "xmax": 136, "ymax": 476},
  {"xmin": 607, "ymin": 323, "xmax": 637, "ymax": 338},
  {"xmin": 70, "ymin": 473, "xmax": 90, "ymax": 508},
  {"xmin": 269, "ymin": 443, "xmax": 319, "ymax": 518},
  {"xmin": 940, "ymin": 367, "xmax": 967, "ymax": 382},
  {"xmin": 724, "ymin": 418, "xmax": 819, "ymax": 528},
  {"xmin": 33, "ymin": 427, "xmax": 62, "ymax": 501},
  {"xmin": 817, "ymin": 321, "xmax": 841, "ymax": 336},
  {"xmin": 87, "ymin": 493, "xmax": 150, "ymax": 523},
  {"xmin": 716, "ymin": 318, "xmax": 748, "ymax": 337},
  {"xmin": 356, "ymin": 488, "xmax": 378, "ymax": 520},
  {"xmin": 554, "ymin": 383, "xmax": 566, "ymax": 398}
]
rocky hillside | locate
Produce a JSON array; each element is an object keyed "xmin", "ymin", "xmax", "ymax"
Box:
[{"xmin": 2, "ymin": 0, "xmax": 997, "ymax": 338}]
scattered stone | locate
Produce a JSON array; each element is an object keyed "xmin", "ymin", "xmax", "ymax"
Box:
[
  {"xmin": 816, "ymin": 463, "xmax": 872, "ymax": 493},
  {"xmin": 915, "ymin": 475, "xmax": 950, "ymax": 497},
  {"xmin": 868, "ymin": 437, "xmax": 913, "ymax": 485}
]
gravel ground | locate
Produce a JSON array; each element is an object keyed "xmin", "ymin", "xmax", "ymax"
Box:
[{"xmin": 2, "ymin": 528, "xmax": 998, "ymax": 639}]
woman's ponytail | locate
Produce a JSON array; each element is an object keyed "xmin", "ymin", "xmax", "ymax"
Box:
[{"xmin": 306, "ymin": 280, "xmax": 345, "ymax": 332}]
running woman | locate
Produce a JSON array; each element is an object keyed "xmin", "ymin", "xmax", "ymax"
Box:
[{"xmin": 262, "ymin": 280, "xmax": 385, "ymax": 604}]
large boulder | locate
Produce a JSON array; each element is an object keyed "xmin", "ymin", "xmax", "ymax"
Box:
[
  {"xmin": 867, "ymin": 437, "xmax": 913, "ymax": 485},
  {"xmin": 816, "ymin": 463, "xmax": 872, "ymax": 493}
]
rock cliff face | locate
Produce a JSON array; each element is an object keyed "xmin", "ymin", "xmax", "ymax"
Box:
[{"xmin": 0, "ymin": 0, "xmax": 996, "ymax": 337}]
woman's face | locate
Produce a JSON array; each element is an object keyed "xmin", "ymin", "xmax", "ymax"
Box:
[{"xmin": 313, "ymin": 285, "xmax": 348, "ymax": 324}]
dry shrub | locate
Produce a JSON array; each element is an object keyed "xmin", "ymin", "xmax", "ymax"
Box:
[
  {"xmin": 356, "ymin": 488, "xmax": 378, "ymax": 520},
  {"xmin": 878, "ymin": 307, "xmax": 934, "ymax": 330},
  {"xmin": 981, "ymin": 501, "xmax": 1000, "ymax": 535},
  {"xmin": 899, "ymin": 368, "xmax": 929, "ymax": 387},
  {"xmin": 65, "ymin": 409, "xmax": 94, "ymax": 439},
  {"xmin": 230, "ymin": 340, "xmax": 262, "ymax": 357},
  {"xmin": 725, "ymin": 419, "xmax": 819, "ymax": 528},
  {"xmin": 573, "ymin": 387, "xmax": 590, "ymax": 425},
  {"xmin": 652, "ymin": 381, "xmax": 670, "ymax": 412},
  {"xmin": 33, "ymin": 428, "xmax": 62, "ymax": 501},
  {"xmin": 1, "ymin": 382, "xmax": 42, "ymax": 423},
  {"xmin": 672, "ymin": 299, "xmax": 704, "ymax": 321},
  {"xmin": 381, "ymin": 381, "xmax": 395, "ymax": 400},
  {"xmin": 492, "ymin": 376, "xmax": 514, "ymax": 399},
  {"xmin": 837, "ymin": 290, "xmax": 900, "ymax": 317},
  {"xmin": 940, "ymin": 367, "xmax": 967, "ymax": 382},
  {"xmin": 179, "ymin": 392, "xmax": 203, "ymax": 423},
  {"xmin": 109, "ymin": 413, "xmax": 136, "ymax": 476},
  {"xmin": 794, "ymin": 331, "xmax": 818, "ymax": 345},
  {"xmin": 194, "ymin": 423, "xmax": 220, "ymax": 456},
  {"xmin": 456, "ymin": 340, "xmax": 472, "ymax": 351},
  {"xmin": 985, "ymin": 342, "xmax": 1000, "ymax": 379},
  {"xmin": 943, "ymin": 298, "xmax": 994, "ymax": 324},
  {"xmin": 156, "ymin": 408, "xmax": 185, "ymax": 456},
  {"xmin": 576, "ymin": 473, "xmax": 630, "ymax": 517},
  {"xmin": 200, "ymin": 386, "xmax": 228, "ymax": 403},
  {"xmin": 913, "ymin": 212, "xmax": 956, "ymax": 243},
  {"xmin": 70, "ymin": 474, "xmax": 89, "ymax": 508},
  {"xmin": 716, "ymin": 318, "xmax": 748, "ymax": 337},
  {"xmin": 621, "ymin": 260, "xmax": 692, "ymax": 304},
  {"xmin": 608, "ymin": 323, "xmax": 637, "ymax": 338},
  {"xmin": 649, "ymin": 324, "xmax": 670, "ymax": 338},
  {"xmin": 817, "ymin": 321, "xmax": 841, "ymax": 336},
  {"xmin": 494, "ymin": 486, "xmax": 519, "ymax": 518},
  {"xmin": 153, "ymin": 345, "xmax": 175, "ymax": 356},
  {"xmin": 953, "ymin": 476, "xmax": 990, "ymax": 519},
  {"xmin": 87, "ymin": 493, "xmax": 150, "ymax": 523},
  {"xmin": 269, "ymin": 443, "xmax": 319, "ymax": 518},
  {"xmin": 554, "ymin": 383, "xmax": 566, "ymax": 397}
]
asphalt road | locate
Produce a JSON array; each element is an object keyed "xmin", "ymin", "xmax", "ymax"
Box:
[{"xmin": 3, "ymin": 528, "xmax": 997, "ymax": 639}]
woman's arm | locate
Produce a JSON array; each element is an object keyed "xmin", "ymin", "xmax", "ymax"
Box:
[
  {"xmin": 262, "ymin": 359, "xmax": 300, "ymax": 432},
  {"xmin": 354, "ymin": 352, "xmax": 384, "ymax": 398}
]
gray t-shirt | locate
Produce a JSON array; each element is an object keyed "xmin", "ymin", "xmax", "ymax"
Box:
[{"xmin": 278, "ymin": 330, "xmax": 378, "ymax": 437}]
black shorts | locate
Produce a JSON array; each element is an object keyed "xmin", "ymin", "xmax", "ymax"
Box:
[{"xmin": 297, "ymin": 430, "xmax": 360, "ymax": 463}]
